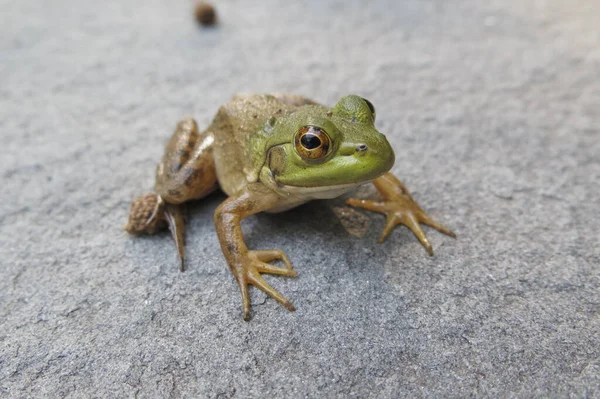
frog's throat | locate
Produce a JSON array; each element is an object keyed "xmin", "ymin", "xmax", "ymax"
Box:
[{"xmin": 258, "ymin": 167, "xmax": 369, "ymax": 200}]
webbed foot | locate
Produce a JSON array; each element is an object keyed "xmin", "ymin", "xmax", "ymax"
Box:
[
  {"xmin": 232, "ymin": 249, "xmax": 297, "ymax": 321},
  {"xmin": 347, "ymin": 173, "xmax": 455, "ymax": 255}
]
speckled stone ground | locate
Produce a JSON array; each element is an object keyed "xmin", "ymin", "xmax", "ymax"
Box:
[{"xmin": 1, "ymin": 0, "xmax": 599, "ymax": 397}]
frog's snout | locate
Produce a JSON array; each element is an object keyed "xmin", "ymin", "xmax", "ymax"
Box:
[{"xmin": 356, "ymin": 144, "xmax": 368, "ymax": 153}]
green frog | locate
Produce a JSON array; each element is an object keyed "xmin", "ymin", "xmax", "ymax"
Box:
[{"xmin": 125, "ymin": 94, "xmax": 455, "ymax": 320}]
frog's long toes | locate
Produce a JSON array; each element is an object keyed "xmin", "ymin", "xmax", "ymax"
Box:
[
  {"xmin": 402, "ymin": 215, "xmax": 435, "ymax": 256},
  {"xmin": 424, "ymin": 242, "xmax": 434, "ymax": 256},
  {"xmin": 231, "ymin": 251, "xmax": 298, "ymax": 319},
  {"xmin": 243, "ymin": 311, "xmax": 252, "ymax": 322},
  {"xmin": 243, "ymin": 265, "xmax": 296, "ymax": 314},
  {"xmin": 378, "ymin": 214, "xmax": 400, "ymax": 243},
  {"xmin": 249, "ymin": 249, "xmax": 297, "ymax": 276},
  {"xmin": 254, "ymin": 261, "xmax": 298, "ymax": 277},
  {"xmin": 419, "ymin": 212, "xmax": 457, "ymax": 239},
  {"xmin": 164, "ymin": 203, "xmax": 186, "ymax": 272},
  {"xmin": 237, "ymin": 276, "xmax": 252, "ymax": 321},
  {"xmin": 346, "ymin": 198, "xmax": 386, "ymax": 213}
]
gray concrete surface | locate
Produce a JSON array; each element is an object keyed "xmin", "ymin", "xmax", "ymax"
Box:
[{"xmin": 1, "ymin": 0, "xmax": 599, "ymax": 397}]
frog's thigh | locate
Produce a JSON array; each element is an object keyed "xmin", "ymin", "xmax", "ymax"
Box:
[{"xmin": 156, "ymin": 118, "xmax": 218, "ymax": 204}]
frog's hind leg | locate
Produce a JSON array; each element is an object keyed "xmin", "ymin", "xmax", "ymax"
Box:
[
  {"xmin": 155, "ymin": 118, "xmax": 217, "ymax": 204},
  {"xmin": 125, "ymin": 118, "xmax": 217, "ymax": 271},
  {"xmin": 157, "ymin": 118, "xmax": 218, "ymax": 269},
  {"xmin": 163, "ymin": 203, "xmax": 186, "ymax": 271},
  {"xmin": 124, "ymin": 193, "xmax": 187, "ymax": 271}
]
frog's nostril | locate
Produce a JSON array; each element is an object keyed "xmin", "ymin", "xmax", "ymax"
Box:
[{"xmin": 356, "ymin": 144, "xmax": 368, "ymax": 152}]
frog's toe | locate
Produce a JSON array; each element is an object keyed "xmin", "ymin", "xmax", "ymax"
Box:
[
  {"xmin": 235, "ymin": 275, "xmax": 252, "ymax": 321},
  {"xmin": 247, "ymin": 267, "xmax": 296, "ymax": 311},
  {"xmin": 248, "ymin": 249, "xmax": 297, "ymax": 276},
  {"xmin": 400, "ymin": 214, "xmax": 434, "ymax": 256},
  {"xmin": 164, "ymin": 203, "xmax": 186, "ymax": 271},
  {"xmin": 346, "ymin": 198, "xmax": 387, "ymax": 213},
  {"xmin": 418, "ymin": 211, "xmax": 457, "ymax": 238},
  {"xmin": 378, "ymin": 214, "xmax": 401, "ymax": 244}
]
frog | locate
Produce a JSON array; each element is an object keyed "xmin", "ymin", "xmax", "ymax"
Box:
[{"xmin": 124, "ymin": 94, "xmax": 455, "ymax": 320}]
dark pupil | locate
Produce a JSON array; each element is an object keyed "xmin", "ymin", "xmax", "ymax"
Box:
[{"xmin": 301, "ymin": 133, "xmax": 321, "ymax": 149}]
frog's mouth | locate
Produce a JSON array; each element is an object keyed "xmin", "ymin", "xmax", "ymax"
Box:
[
  {"xmin": 261, "ymin": 166, "xmax": 371, "ymax": 200},
  {"xmin": 275, "ymin": 181, "xmax": 371, "ymax": 200}
]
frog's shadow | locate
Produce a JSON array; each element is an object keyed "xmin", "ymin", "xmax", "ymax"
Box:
[
  {"xmin": 128, "ymin": 191, "xmax": 410, "ymax": 278},
  {"xmin": 190, "ymin": 193, "xmax": 350, "ymax": 241},
  {"xmin": 255, "ymin": 200, "xmax": 348, "ymax": 243},
  {"xmin": 183, "ymin": 191, "xmax": 403, "ymax": 264}
]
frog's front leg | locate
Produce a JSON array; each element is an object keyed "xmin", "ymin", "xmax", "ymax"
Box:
[
  {"xmin": 347, "ymin": 173, "xmax": 455, "ymax": 255},
  {"xmin": 214, "ymin": 185, "xmax": 297, "ymax": 321}
]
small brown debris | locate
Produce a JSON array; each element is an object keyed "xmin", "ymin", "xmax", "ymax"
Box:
[{"xmin": 194, "ymin": 2, "xmax": 217, "ymax": 26}]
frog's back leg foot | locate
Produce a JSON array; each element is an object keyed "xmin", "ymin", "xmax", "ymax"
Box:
[
  {"xmin": 124, "ymin": 193, "xmax": 187, "ymax": 270},
  {"xmin": 124, "ymin": 193, "xmax": 168, "ymax": 235},
  {"xmin": 164, "ymin": 203, "xmax": 186, "ymax": 271},
  {"xmin": 347, "ymin": 172, "xmax": 455, "ymax": 255},
  {"xmin": 156, "ymin": 118, "xmax": 218, "ymax": 269}
]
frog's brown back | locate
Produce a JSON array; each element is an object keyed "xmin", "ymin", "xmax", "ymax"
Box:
[{"xmin": 207, "ymin": 94, "xmax": 297, "ymax": 196}]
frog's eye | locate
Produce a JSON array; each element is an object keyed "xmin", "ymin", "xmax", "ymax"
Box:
[
  {"xmin": 361, "ymin": 97, "xmax": 376, "ymax": 122},
  {"xmin": 295, "ymin": 126, "xmax": 331, "ymax": 160}
]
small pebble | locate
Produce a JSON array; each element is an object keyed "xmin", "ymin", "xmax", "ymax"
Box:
[{"xmin": 195, "ymin": 2, "xmax": 217, "ymax": 26}]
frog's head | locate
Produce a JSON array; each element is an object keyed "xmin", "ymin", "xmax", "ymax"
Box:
[{"xmin": 248, "ymin": 95, "xmax": 394, "ymax": 194}]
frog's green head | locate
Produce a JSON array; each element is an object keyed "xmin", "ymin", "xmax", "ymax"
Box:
[{"xmin": 248, "ymin": 95, "xmax": 394, "ymax": 192}]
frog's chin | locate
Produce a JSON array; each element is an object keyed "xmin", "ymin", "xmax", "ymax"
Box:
[
  {"xmin": 274, "ymin": 181, "xmax": 367, "ymax": 200},
  {"xmin": 259, "ymin": 167, "xmax": 371, "ymax": 200}
]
